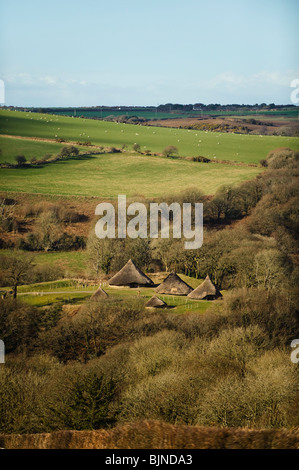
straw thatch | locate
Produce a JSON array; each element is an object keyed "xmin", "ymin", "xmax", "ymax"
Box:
[
  {"xmin": 90, "ymin": 286, "xmax": 109, "ymax": 300},
  {"xmin": 108, "ymin": 259, "xmax": 154, "ymax": 287},
  {"xmin": 155, "ymin": 272, "xmax": 193, "ymax": 296},
  {"xmin": 187, "ymin": 275, "xmax": 222, "ymax": 300},
  {"xmin": 145, "ymin": 295, "xmax": 168, "ymax": 309}
]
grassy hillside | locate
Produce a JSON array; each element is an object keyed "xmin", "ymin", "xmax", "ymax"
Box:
[
  {"xmin": 0, "ymin": 151, "xmax": 262, "ymax": 197},
  {"xmin": 1, "ymin": 109, "xmax": 298, "ymax": 163}
]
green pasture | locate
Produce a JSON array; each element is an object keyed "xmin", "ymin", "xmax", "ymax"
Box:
[
  {"xmin": 1, "ymin": 110, "xmax": 298, "ymax": 164},
  {"xmin": 0, "ymin": 151, "xmax": 262, "ymax": 197},
  {"xmin": 19, "ymin": 292, "xmax": 91, "ymax": 307},
  {"xmin": 18, "ymin": 289, "xmax": 214, "ymax": 313}
]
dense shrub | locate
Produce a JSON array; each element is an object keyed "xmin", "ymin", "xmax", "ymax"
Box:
[
  {"xmin": 193, "ymin": 156, "xmax": 211, "ymax": 163},
  {"xmin": 266, "ymin": 147, "xmax": 298, "ymax": 169},
  {"xmin": 163, "ymin": 145, "xmax": 178, "ymax": 157},
  {"xmin": 0, "ymin": 298, "xmax": 42, "ymax": 354},
  {"xmin": 47, "ymin": 368, "xmax": 117, "ymax": 430},
  {"xmin": 197, "ymin": 349, "xmax": 297, "ymax": 428},
  {"xmin": 29, "ymin": 263, "xmax": 64, "ymax": 283}
]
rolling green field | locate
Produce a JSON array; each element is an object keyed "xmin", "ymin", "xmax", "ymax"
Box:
[
  {"xmin": 0, "ymin": 152, "xmax": 262, "ymax": 197},
  {"xmin": 1, "ymin": 109, "xmax": 298, "ymax": 163},
  {"xmin": 2, "ymin": 109, "xmax": 298, "ymax": 198}
]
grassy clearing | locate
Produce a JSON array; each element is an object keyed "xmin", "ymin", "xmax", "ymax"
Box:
[
  {"xmin": 1, "ymin": 264, "xmax": 214, "ymax": 313},
  {"xmin": 20, "ymin": 285, "xmax": 214, "ymax": 313},
  {"xmin": 21, "ymin": 292, "xmax": 92, "ymax": 307},
  {"xmin": 1, "ymin": 109, "xmax": 298, "ymax": 163}
]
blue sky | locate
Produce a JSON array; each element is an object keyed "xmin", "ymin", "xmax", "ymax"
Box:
[{"xmin": 0, "ymin": 0, "xmax": 298, "ymax": 106}]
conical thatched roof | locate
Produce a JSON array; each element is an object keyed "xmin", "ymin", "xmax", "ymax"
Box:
[
  {"xmin": 187, "ymin": 275, "xmax": 222, "ymax": 300},
  {"xmin": 155, "ymin": 272, "xmax": 192, "ymax": 296},
  {"xmin": 91, "ymin": 286, "xmax": 109, "ymax": 299},
  {"xmin": 145, "ymin": 295, "xmax": 168, "ymax": 308},
  {"xmin": 108, "ymin": 259, "xmax": 154, "ymax": 287}
]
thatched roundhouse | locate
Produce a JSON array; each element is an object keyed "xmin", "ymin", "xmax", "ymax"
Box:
[
  {"xmin": 155, "ymin": 272, "xmax": 193, "ymax": 296},
  {"xmin": 187, "ymin": 275, "xmax": 222, "ymax": 300},
  {"xmin": 108, "ymin": 259, "xmax": 154, "ymax": 288},
  {"xmin": 90, "ymin": 286, "xmax": 109, "ymax": 300},
  {"xmin": 145, "ymin": 295, "xmax": 168, "ymax": 309}
]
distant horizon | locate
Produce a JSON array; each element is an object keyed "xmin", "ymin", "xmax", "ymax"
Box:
[{"xmin": 2, "ymin": 102, "xmax": 299, "ymax": 109}]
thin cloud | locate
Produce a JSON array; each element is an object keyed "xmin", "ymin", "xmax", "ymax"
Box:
[{"xmin": 208, "ymin": 69, "xmax": 299, "ymax": 90}]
